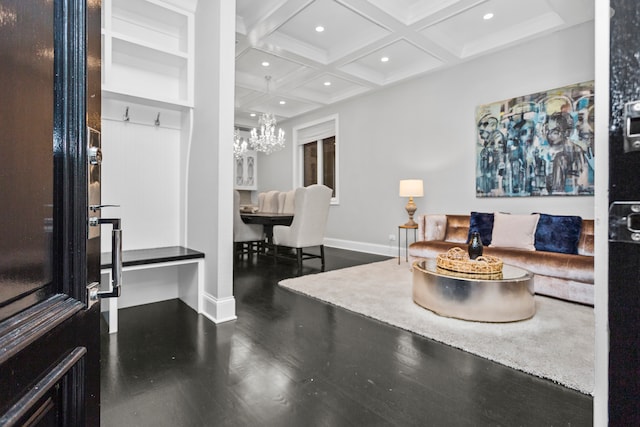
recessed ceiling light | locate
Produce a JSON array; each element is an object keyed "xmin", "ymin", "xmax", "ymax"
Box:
[
  {"xmin": 250, "ymin": 113, "xmax": 256, "ymax": 117},
  {"xmin": 279, "ymin": 100, "xmax": 286, "ymax": 105},
  {"xmin": 380, "ymin": 56, "xmax": 389, "ymax": 63},
  {"xmin": 261, "ymin": 61, "xmax": 270, "ymax": 67},
  {"xmin": 324, "ymin": 81, "xmax": 331, "ymax": 86},
  {"xmin": 483, "ymin": 12, "xmax": 494, "ymax": 20},
  {"xmin": 315, "ymin": 26, "xmax": 325, "ymax": 32}
]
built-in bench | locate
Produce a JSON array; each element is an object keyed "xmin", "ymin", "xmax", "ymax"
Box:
[{"xmin": 100, "ymin": 246, "xmax": 204, "ymax": 333}]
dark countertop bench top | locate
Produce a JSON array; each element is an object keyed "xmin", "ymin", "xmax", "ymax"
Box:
[{"xmin": 101, "ymin": 246, "xmax": 204, "ymax": 269}]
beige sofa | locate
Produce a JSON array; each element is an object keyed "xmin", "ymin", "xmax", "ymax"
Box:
[{"xmin": 408, "ymin": 214, "xmax": 595, "ymax": 305}]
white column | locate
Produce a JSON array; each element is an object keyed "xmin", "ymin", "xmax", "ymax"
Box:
[{"xmin": 189, "ymin": 0, "xmax": 236, "ymax": 323}]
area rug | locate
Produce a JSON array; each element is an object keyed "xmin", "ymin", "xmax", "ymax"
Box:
[{"xmin": 279, "ymin": 259, "xmax": 594, "ymax": 395}]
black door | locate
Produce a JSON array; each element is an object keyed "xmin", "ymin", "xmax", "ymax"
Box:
[
  {"xmin": 609, "ymin": 1, "xmax": 640, "ymax": 425},
  {"xmin": 0, "ymin": 0, "xmax": 101, "ymax": 425}
]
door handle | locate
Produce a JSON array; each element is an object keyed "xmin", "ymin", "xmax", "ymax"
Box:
[
  {"xmin": 89, "ymin": 217, "xmax": 122, "ymax": 298},
  {"xmin": 89, "ymin": 204, "xmax": 120, "ymax": 212},
  {"xmin": 609, "ymin": 201, "xmax": 640, "ymax": 243}
]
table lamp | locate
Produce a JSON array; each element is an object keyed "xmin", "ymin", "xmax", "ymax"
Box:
[{"xmin": 399, "ymin": 179, "xmax": 424, "ymax": 227}]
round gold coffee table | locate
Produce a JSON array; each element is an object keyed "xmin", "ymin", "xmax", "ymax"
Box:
[{"xmin": 412, "ymin": 258, "xmax": 535, "ymax": 322}]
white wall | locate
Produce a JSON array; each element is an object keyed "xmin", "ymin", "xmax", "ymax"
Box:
[
  {"xmin": 260, "ymin": 22, "xmax": 595, "ymax": 255},
  {"xmin": 189, "ymin": 0, "xmax": 236, "ymax": 322},
  {"xmin": 101, "ymin": 100, "xmax": 183, "ymax": 252}
]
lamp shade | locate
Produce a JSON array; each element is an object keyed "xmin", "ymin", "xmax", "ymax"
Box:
[{"xmin": 399, "ymin": 179, "xmax": 424, "ymax": 197}]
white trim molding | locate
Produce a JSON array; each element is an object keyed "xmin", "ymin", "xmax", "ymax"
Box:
[
  {"xmin": 201, "ymin": 292, "xmax": 237, "ymax": 324},
  {"xmin": 324, "ymin": 237, "xmax": 396, "ymax": 258},
  {"xmin": 293, "ymin": 114, "xmax": 340, "ymax": 204}
]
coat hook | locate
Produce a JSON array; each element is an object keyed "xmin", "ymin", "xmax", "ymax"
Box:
[
  {"xmin": 123, "ymin": 106, "xmax": 130, "ymax": 122},
  {"xmin": 154, "ymin": 113, "xmax": 160, "ymax": 127}
]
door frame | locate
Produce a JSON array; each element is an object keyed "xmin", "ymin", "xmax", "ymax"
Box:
[
  {"xmin": 593, "ymin": 0, "xmax": 609, "ymax": 424},
  {"xmin": 54, "ymin": 0, "xmax": 89, "ymax": 302}
]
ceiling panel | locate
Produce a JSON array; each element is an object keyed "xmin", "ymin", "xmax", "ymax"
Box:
[
  {"xmin": 251, "ymin": 96, "xmax": 320, "ymax": 119},
  {"xmin": 235, "ymin": 0, "xmax": 288, "ymax": 34},
  {"xmin": 366, "ymin": 0, "xmax": 462, "ymax": 25},
  {"xmin": 234, "ymin": 86, "xmax": 258, "ymax": 108},
  {"xmin": 288, "ymin": 73, "xmax": 371, "ymax": 104},
  {"xmin": 419, "ymin": 0, "xmax": 564, "ymax": 58},
  {"xmin": 340, "ymin": 39, "xmax": 443, "ymax": 84},
  {"xmin": 234, "ymin": 0, "xmax": 594, "ymax": 124},
  {"xmin": 264, "ymin": 0, "xmax": 391, "ymax": 64},
  {"xmin": 235, "ymin": 48, "xmax": 308, "ymax": 88}
]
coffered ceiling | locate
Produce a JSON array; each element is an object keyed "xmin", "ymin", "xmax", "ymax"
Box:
[{"xmin": 234, "ymin": 0, "xmax": 594, "ymax": 128}]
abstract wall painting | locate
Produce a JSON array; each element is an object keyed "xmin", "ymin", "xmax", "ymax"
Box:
[{"xmin": 475, "ymin": 81, "xmax": 594, "ymax": 197}]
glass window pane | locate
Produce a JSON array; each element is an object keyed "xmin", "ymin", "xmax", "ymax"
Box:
[
  {"xmin": 303, "ymin": 141, "xmax": 317, "ymax": 187},
  {"xmin": 322, "ymin": 136, "xmax": 335, "ymax": 196}
]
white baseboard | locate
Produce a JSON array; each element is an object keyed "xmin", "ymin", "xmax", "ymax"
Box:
[
  {"xmin": 324, "ymin": 237, "xmax": 400, "ymax": 258},
  {"xmin": 201, "ymin": 292, "xmax": 237, "ymax": 323}
]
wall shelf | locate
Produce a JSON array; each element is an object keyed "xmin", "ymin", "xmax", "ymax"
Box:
[
  {"xmin": 112, "ymin": 0, "xmax": 189, "ymax": 53},
  {"xmin": 108, "ymin": 37, "xmax": 189, "ymax": 106},
  {"xmin": 103, "ymin": 0, "xmax": 193, "ymax": 108},
  {"xmin": 111, "ymin": 32, "xmax": 189, "ymax": 60}
]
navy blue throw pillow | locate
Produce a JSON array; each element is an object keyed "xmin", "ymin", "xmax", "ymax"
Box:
[
  {"xmin": 534, "ymin": 214, "xmax": 582, "ymax": 254},
  {"xmin": 467, "ymin": 212, "xmax": 494, "ymax": 245}
]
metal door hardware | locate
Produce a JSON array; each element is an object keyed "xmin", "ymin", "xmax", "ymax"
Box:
[
  {"xmin": 88, "ymin": 146, "xmax": 102, "ymax": 165},
  {"xmin": 89, "ymin": 204, "xmax": 120, "ymax": 212},
  {"xmin": 89, "ymin": 217, "xmax": 122, "ymax": 298},
  {"xmin": 624, "ymin": 101, "xmax": 640, "ymax": 152},
  {"xmin": 609, "ymin": 201, "xmax": 640, "ymax": 243}
]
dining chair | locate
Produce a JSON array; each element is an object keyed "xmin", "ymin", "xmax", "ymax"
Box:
[
  {"xmin": 272, "ymin": 184, "xmax": 332, "ymax": 271},
  {"xmin": 258, "ymin": 190, "xmax": 280, "ymax": 213},
  {"xmin": 234, "ymin": 190, "xmax": 264, "ymax": 258},
  {"xmin": 278, "ymin": 189, "xmax": 295, "ymax": 214}
]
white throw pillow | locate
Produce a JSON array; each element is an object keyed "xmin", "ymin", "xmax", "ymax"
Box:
[
  {"xmin": 489, "ymin": 212, "xmax": 540, "ymax": 251},
  {"xmin": 425, "ymin": 214, "xmax": 447, "ymax": 240}
]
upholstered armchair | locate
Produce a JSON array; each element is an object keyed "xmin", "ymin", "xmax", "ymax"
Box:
[
  {"xmin": 234, "ymin": 190, "xmax": 264, "ymax": 257},
  {"xmin": 272, "ymin": 184, "xmax": 332, "ymax": 270}
]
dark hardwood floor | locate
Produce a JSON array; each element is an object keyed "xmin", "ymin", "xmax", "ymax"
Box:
[{"xmin": 100, "ymin": 247, "xmax": 593, "ymax": 426}]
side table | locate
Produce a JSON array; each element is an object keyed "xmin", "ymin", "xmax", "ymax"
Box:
[{"xmin": 398, "ymin": 224, "xmax": 418, "ymax": 264}]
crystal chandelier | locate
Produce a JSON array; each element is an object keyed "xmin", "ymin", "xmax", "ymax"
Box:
[
  {"xmin": 249, "ymin": 76, "xmax": 285, "ymax": 155},
  {"xmin": 233, "ymin": 128, "xmax": 248, "ymax": 160},
  {"xmin": 250, "ymin": 112, "xmax": 285, "ymax": 155},
  {"xmin": 233, "ymin": 76, "xmax": 286, "ymax": 158}
]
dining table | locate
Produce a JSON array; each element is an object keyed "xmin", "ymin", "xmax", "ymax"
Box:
[{"xmin": 240, "ymin": 211, "xmax": 293, "ymax": 246}]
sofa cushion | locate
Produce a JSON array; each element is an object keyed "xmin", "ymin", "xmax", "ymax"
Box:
[
  {"xmin": 467, "ymin": 211, "xmax": 494, "ymax": 245},
  {"xmin": 443, "ymin": 215, "xmax": 471, "ymax": 243},
  {"xmin": 577, "ymin": 219, "xmax": 594, "ymax": 256},
  {"xmin": 535, "ymin": 214, "xmax": 582, "ymax": 254},
  {"xmin": 489, "ymin": 212, "xmax": 540, "ymax": 251},
  {"xmin": 424, "ymin": 214, "xmax": 447, "ymax": 240},
  {"xmin": 482, "ymin": 245, "xmax": 594, "ymax": 284}
]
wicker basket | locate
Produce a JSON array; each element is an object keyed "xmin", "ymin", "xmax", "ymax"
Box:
[{"xmin": 436, "ymin": 247, "xmax": 503, "ymax": 275}]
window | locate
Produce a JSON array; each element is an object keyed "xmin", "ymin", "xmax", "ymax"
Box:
[{"xmin": 295, "ymin": 115, "xmax": 338, "ymax": 203}]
